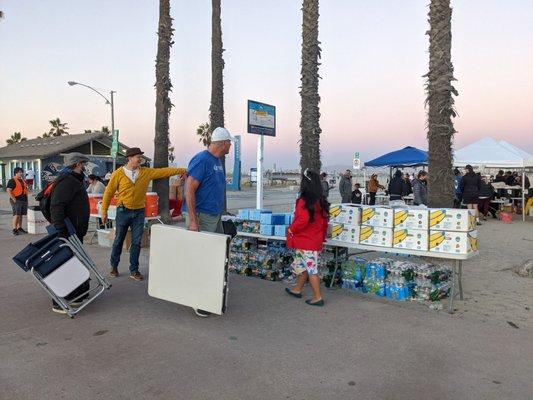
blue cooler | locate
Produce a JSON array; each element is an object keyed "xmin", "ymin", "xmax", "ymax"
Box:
[
  {"xmin": 274, "ymin": 225, "xmax": 288, "ymax": 237},
  {"xmin": 260, "ymin": 224, "xmax": 275, "ymax": 236},
  {"xmin": 249, "ymin": 209, "xmax": 272, "ymax": 221}
]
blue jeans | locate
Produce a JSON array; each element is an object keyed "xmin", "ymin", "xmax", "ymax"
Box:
[{"xmin": 110, "ymin": 207, "xmax": 145, "ymax": 274}]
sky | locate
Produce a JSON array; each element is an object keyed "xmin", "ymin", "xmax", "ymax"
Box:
[{"xmin": 1, "ymin": 0, "xmax": 532, "ymax": 171}]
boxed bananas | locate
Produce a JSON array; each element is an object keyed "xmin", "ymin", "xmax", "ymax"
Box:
[
  {"xmin": 428, "ymin": 230, "xmax": 478, "ymax": 254},
  {"xmin": 428, "ymin": 209, "xmax": 476, "ymax": 232},
  {"xmin": 393, "ymin": 229, "xmax": 429, "ymax": 251},
  {"xmin": 393, "ymin": 208, "xmax": 429, "ymax": 230},
  {"xmin": 328, "ymin": 223, "xmax": 360, "ymax": 244},
  {"xmin": 359, "ymin": 226, "xmax": 393, "ymax": 247},
  {"xmin": 329, "ymin": 204, "xmax": 361, "ymax": 226},
  {"xmin": 360, "ymin": 206, "xmax": 394, "ymax": 228}
]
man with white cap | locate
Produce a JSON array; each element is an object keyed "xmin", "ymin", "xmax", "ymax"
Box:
[{"xmin": 184, "ymin": 126, "xmax": 232, "ymax": 317}]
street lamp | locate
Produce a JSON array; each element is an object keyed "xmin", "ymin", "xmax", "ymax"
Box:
[{"xmin": 68, "ymin": 81, "xmax": 117, "ymax": 170}]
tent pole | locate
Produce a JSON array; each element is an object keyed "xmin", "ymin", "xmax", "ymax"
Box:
[{"xmin": 523, "ymin": 168, "xmax": 526, "ymax": 222}]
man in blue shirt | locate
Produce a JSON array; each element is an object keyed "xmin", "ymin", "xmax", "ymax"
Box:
[{"xmin": 185, "ymin": 127, "xmax": 232, "ymax": 317}]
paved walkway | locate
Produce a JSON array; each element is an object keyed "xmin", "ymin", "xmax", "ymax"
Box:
[{"xmin": 1, "ymin": 211, "xmax": 532, "ymax": 400}]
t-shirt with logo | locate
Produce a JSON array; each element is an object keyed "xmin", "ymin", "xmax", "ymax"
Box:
[{"xmin": 183, "ymin": 150, "xmax": 225, "ymax": 216}]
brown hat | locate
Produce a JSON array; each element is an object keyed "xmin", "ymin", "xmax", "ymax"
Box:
[{"xmin": 125, "ymin": 147, "xmax": 144, "ymax": 158}]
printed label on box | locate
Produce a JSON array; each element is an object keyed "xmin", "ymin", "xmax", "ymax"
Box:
[
  {"xmin": 429, "ymin": 230, "xmax": 478, "ymax": 254},
  {"xmin": 359, "ymin": 226, "xmax": 393, "ymax": 247},
  {"xmin": 329, "ymin": 204, "xmax": 361, "ymax": 226},
  {"xmin": 429, "ymin": 209, "xmax": 476, "ymax": 232},
  {"xmin": 394, "ymin": 209, "xmax": 429, "ymax": 230},
  {"xmin": 393, "ymin": 229, "xmax": 429, "ymax": 251},
  {"xmin": 361, "ymin": 206, "xmax": 393, "ymax": 228}
]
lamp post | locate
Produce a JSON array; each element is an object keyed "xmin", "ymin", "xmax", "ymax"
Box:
[{"xmin": 68, "ymin": 81, "xmax": 117, "ymax": 170}]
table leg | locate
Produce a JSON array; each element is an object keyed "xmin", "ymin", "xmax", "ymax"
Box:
[
  {"xmin": 458, "ymin": 260, "xmax": 464, "ymax": 301},
  {"xmin": 448, "ymin": 259, "xmax": 457, "ymax": 314},
  {"xmin": 329, "ymin": 246, "xmax": 339, "ymax": 289}
]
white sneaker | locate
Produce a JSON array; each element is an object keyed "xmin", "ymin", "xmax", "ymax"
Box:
[
  {"xmin": 52, "ymin": 305, "xmax": 67, "ymax": 314},
  {"xmin": 193, "ymin": 308, "xmax": 211, "ymax": 318}
]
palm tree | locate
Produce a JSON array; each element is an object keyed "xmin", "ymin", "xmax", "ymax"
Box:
[
  {"xmin": 153, "ymin": 0, "xmax": 174, "ymax": 222},
  {"xmin": 196, "ymin": 122, "xmax": 211, "ymax": 147},
  {"xmin": 425, "ymin": 0, "xmax": 458, "ymax": 207},
  {"xmin": 299, "ymin": 0, "xmax": 322, "ymax": 173},
  {"xmin": 48, "ymin": 118, "xmax": 69, "ymax": 137},
  {"xmin": 101, "ymin": 126, "xmax": 110, "ymax": 134},
  {"xmin": 210, "ymin": 0, "xmax": 227, "ymax": 211},
  {"xmin": 6, "ymin": 132, "xmax": 27, "ymax": 145}
]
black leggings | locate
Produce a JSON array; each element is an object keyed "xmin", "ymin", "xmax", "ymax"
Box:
[{"xmin": 369, "ymin": 192, "xmax": 376, "ymax": 205}]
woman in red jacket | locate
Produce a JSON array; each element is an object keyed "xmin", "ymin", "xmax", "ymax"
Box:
[{"xmin": 285, "ymin": 169, "xmax": 329, "ymax": 306}]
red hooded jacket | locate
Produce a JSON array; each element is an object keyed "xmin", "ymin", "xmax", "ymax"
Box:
[{"xmin": 286, "ymin": 198, "xmax": 329, "ymax": 251}]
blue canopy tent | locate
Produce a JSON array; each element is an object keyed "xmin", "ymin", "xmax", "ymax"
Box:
[{"xmin": 364, "ymin": 146, "xmax": 428, "ymax": 168}]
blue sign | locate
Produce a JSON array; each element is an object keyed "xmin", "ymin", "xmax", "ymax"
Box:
[
  {"xmin": 247, "ymin": 100, "xmax": 276, "ymax": 137},
  {"xmin": 227, "ymin": 135, "xmax": 241, "ymax": 191}
]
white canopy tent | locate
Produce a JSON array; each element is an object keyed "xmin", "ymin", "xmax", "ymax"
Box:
[{"xmin": 454, "ymin": 137, "xmax": 533, "ymax": 221}]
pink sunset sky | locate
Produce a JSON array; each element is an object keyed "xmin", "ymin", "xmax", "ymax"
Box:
[{"xmin": 1, "ymin": 0, "xmax": 532, "ymax": 171}]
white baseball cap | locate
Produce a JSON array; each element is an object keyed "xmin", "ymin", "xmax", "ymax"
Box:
[{"xmin": 211, "ymin": 127, "xmax": 234, "ymax": 142}]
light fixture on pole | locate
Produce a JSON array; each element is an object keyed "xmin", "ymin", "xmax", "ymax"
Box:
[{"xmin": 68, "ymin": 81, "xmax": 117, "ymax": 170}]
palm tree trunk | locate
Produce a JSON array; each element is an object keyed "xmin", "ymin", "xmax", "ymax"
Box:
[
  {"xmin": 299, "ymin": 0, "xmax": 322, "ymax": 173},
  {"xmin": 153, "ymin": 0, "xmax": 174, "ymax": 223},
  {"xmin": 210, "ymin": 0, "xmax": 227, "ymax": 212},
  {"xmin": 425, "ymin": 0, "xmax": 458, "ymax": 208}
]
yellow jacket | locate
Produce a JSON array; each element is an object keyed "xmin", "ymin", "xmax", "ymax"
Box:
[{"xmin": 101, "ymin": 166, "xmax": 187, "ymax": 213}]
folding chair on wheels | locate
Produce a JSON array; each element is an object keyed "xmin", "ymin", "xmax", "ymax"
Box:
[{"xmin": 13, "ymin": 220, "xmax": 112, "ymax": 318}]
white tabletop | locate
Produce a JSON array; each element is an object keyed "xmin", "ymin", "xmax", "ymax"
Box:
[
  {"xmin": 90, "ymin": 214, "xmax": 161, "ymax": 221},
  {"xmin": 236, "ymin": 231, "xmax": 478, "ymax": 261}
]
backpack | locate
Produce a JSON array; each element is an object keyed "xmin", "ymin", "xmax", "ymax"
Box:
[{"xmin": 35, "ymin": 174, "xmax": 69, "ymax": 222}]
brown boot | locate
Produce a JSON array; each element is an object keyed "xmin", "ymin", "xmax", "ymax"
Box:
[
  {"xmin": 129, "ymin": 271, "xmax": 144, "ymax": 281},
  {"xmin": 109, "ymin": 268, "xmax": 119, "ymax": 278}
]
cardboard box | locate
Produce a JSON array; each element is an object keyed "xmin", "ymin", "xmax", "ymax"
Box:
[
  {"xmin": 249, "ymin": 209, "xmax": 272, "ymax": 221},
  {"xmin": 328, "ymin": 223, "xmax": 360, "ymax": 244},
  {"xmin": 359, "ymin": 226, "xmax": 393, "ymax": 247},
  {"xmin": 123, "ymin": 228, "xmax": 150, "ymax": 250},
  {"xmin": 260, "ymin": 224, "xmax": 275, "ymax": 236},
  {"xmin": 329, "ymin": 204, "xmax": 362, "ymax": 226},
  {"xmin": 260, "ymin": 213, "xmax": 286, "ymax": 225},
  {"xmin": 274, "ymin": 225, "xmax": 288, "ymax": 237},
  {"xmin": 361, "ymin": 206, "xmax": 394, "ymax": 228},
  {"xmin": 283, "ymin": 213, "xmax": 294, "ymax": 225},
  {"xmin": 429, "ymin": 230, "xmax": 478, "ymax": 255},
  {"xmin": 393, "ymin": 229, "xmax": 429, "ymax": 251},
  {"xmin": 429, "ymin": 209, "xmax": 476, "ymax": 232},
  {"xmin": 394, "ymin": 208, "xmax": 429, "ymax": 230},
  {"xmin": 237, "ymin": 209, "xmax": 251, "ymax": 220}
]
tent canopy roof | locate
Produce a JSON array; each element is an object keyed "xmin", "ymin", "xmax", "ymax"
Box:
[
  {"xmin": 364, "ymin": 146, "xmax": 427, "ymax": 168},
  {"xmin": 454, "ymin": 137, "xmax": 533, "ymax": 168}
]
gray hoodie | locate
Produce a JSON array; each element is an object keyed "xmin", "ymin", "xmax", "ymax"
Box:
[{"xmin": 412, "ymin": 178, "xmax": 427, "ymax": 205}]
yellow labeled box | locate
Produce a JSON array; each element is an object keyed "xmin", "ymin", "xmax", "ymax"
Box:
[
  {"xmin": 393, "ymin": 208, "xmax": 429, "ymax": 230},
  {"xmin": 429, "ymin": 209, "xmax": 476, "ymax": 232},
  {"xmin": 329, "ymin": 204, "xmax": 361, "ymax": 226},
  {"xmin": 428, "ymin": 230, "xmax": 478, "ymax": 255},
  {"xmin": 328, "ymin": 223, "xmax": 360, "ymax": 244},
  {"xmin": 361, "ymin": 206, "xmax": 394, "ymax": 228},
  {"xmin": 359, "ymin": 226, "xmax": 393, "ymax": 247},
  {"xmin": 393, "ymin": 229, "xmax": 429, "ymax": 251}
]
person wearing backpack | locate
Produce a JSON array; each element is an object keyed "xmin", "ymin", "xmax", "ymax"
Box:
[
  {"xmin": 6, "ymin": 167, "xmax": 28, "ymax": 236},
  {"xmin": 285, "ymin": 169, "xmax": 329, "ymax": 307},
  {"xmin": 49, "ymin": 153, "xmax": 91, "ymax": 314}
]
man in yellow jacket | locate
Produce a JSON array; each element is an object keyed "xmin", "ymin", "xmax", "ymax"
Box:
[{"xmin": 101, "ymin": 147, "xmax": 186, "ymax": 281}]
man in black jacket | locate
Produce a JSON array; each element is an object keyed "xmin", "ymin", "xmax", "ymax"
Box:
[
  {"xmin": 388, "ymin": 170, "xmax": 408, "ymax": 201},
  {"xmin": 49, "ymin": 153, "xmax": 91, "ymax": 314}
]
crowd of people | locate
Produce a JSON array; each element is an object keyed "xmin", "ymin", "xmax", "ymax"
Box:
[{"xmin": 317, "ymin": 165, "xmax": 531, "ymax": 225}]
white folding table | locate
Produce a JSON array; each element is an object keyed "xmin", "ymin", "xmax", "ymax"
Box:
[{"xmin": 236, "ymin": 231, "xmax": 478, "ymax": 313}]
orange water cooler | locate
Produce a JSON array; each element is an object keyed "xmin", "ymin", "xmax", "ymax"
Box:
[{"xmin": 145, "ymin": 192, "xmax": 159, "ymax": 217}]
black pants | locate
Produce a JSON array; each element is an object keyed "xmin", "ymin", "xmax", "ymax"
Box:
[
  {"xmin": 53, "ymin": 235, "xmax": 90, "ymax": 307},
  {"xmin": 369, "ymin": 192, "xmax": 376, "ymax": 205}
]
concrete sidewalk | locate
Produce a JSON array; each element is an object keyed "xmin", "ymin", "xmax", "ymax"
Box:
[{"xmin": 1, "ymin": 215, "xmax": 532, "ymax": 400}]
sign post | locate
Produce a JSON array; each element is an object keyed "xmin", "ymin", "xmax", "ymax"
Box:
[
  {"xmin": 227, "ymin": 135, "xmax": 241, "ymax": 191},
  {"xmin": 111, "ymin": 129, "xmax": 119, "ymax": 170},
  {"xmin": 247, "ymin": 100, "xmax": 276, "ymax": 209}
]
